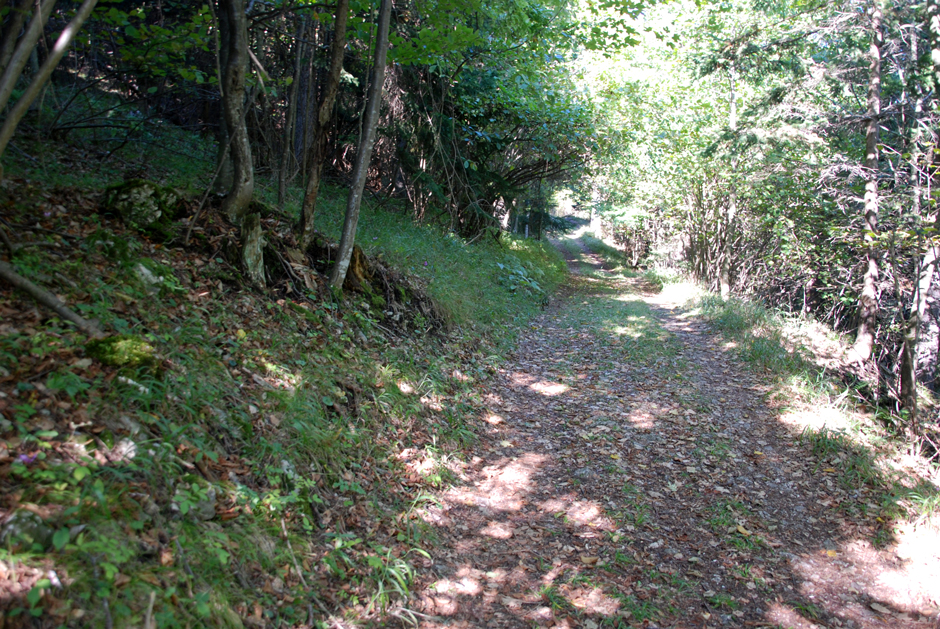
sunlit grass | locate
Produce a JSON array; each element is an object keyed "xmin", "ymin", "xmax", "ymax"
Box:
[{"xmin": 296, "ymin": 184, "xmax": 568, "ymax": 334}]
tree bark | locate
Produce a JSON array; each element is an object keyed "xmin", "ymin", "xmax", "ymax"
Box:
[
  {"xmin": 298, "ymin": 0, "xmax": 349, "ymax": 249},
  {"xmin": 851, "ymin": 0, "xmax": 884, "ymax": 364},
  {"xmin": 217, "ymin": 0, "xmax": 253, "ymax": 224},
  {"xmin": 329, "ymin": 0, "xmax": 391, "ymax": 289},
  {"xmin": 241, "ymin": 212, "xmax": 265, "ymax": 288},
  {"xmin": 209, "ymin": 0, "xmax": 233, "ymax": 194},
  {"xmin": 278, "ymin": 15, "xmax": 306, "ymax": 208},
  {"xmin": 0, "ymin": 0, "xmax": 96, "ymax": 179},
  {"xmin": 720, "ymin": 64, "xmax": 737, "ymax": 300},
  {"xmin": 930, "ymin": 0, "xmax": 940, "ymax": 97},
  {"xmin": 0, "ymin": 0, "xmax": 34, "ymax": 80},
  {"xmin": 0, "ymin": 0, "xmax": 55, "ymax": 116}
]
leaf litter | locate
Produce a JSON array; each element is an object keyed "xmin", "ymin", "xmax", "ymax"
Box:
[{"xmin": 407, "ymin": 240, "xmax": 940, "ymax": 628}]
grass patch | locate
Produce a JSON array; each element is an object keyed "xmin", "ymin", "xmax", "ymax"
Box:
[
  {"xmin": 696, "ymin": 295, "xmax": 809, "ymax": 373},
  {"xmin": 561, "ymin": 295, "xmax": 680, "ymax": 365},
  {"xmin": 579, "ymin": 232, "xmax": 625, "ymax": 264},
  {"xmin": 306, "ymin": 183, "xmax": 567, "ymax": 334}
]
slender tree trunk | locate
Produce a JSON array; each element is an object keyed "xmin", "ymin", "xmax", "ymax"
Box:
[
  {"xmin": 0, "ymin": 0, "xmax": 33, "ymax": 79},
  {"xmin": 0, "ymin": 0, "xmax": 96, "ymax": 179},
  {"xmin": 852, "ymin": 0, "xmax": 884, "ymax": 364},
  {"xmin": 0, "ymin": 0, "xmax": 55, "ymax": 116},
  {"xmin": 903, "ymin": 0, "xmax": 940, "ymax": 434},
  {"xmin": 299, "ymin": 22, "xmax": 317, "ymax": 179},
  {"xmin": 931, "ymin": 0, "xmax": 940, "ymax": 98},
  {"xmin": 330, "ymin": 0, "xmax": 391, "ymax": 289},
  {"xmin": 210, "ymin": 0, "xmax": 233, "ymax": 193},
  {"xmin": 720, "ymin": 64, "xmax": 737, "ymax": 300},
  {"xmin": 217, "ymin": 0, "xmax": 253, "ymax": 224},
  {"xmin": 278, "ymin": 15, "xmax": 306, "ymax": 208},
  {"xmin": 901, "ymin": 238, "xmax": 935, "ymax": 436},
  {"xmin": 298, "ymin": 0, "xmax": 349, "ymax": 249}
]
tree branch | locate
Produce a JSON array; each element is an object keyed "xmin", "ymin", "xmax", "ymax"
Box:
[{"xmin": 0, "ymin": 261, "xmax": 103, "ymax": 337}]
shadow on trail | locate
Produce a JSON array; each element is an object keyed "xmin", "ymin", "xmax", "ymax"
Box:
[{"xmin": 406, "ymin": 242, "xmax": 940, "ymax": 629}]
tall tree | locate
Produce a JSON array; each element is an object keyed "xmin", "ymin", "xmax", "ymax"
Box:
[
  {"xmin": 298, "ymin": 0, "xmax": 348, "ymax": 249},
  {"xmin": 899, "ymin": 0, "xmax": 940, "ymax": 434},
  {"xmin": 278, "ymin": 15, "xmax": 307, "ymax": 208},
  {"xmin": 0, "ymin": 0, "xmax": 36, "ymax": 79},
  {"xmin": 330, "ymin": 0, "xmax": 391, "ymax": 289},
  {"xmin": 851, "ymin": 0, "xmax": 884, "ymax": 364},
  {"xmin": 217, "ymin": 0, "xmax": 253, "ymax": 224},
  {"xmin": 720, "ymin": 60, "xmax": 737, "ymax": 300}
]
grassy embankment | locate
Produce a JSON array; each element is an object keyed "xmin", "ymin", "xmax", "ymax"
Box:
[{"xmin": 0, "ymin": 119, "xmax": 566, "ymax": 627}]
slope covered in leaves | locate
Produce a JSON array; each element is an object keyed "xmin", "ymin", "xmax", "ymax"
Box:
[{"xmin": 0, "ymin": 170, "xmax": 565, "ymax": 628}]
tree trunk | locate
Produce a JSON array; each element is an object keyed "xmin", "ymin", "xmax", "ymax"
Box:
[
  {"xmin": 329, "ymin": 0, "xmax": 391, "ymax": 290},
  {"xmin": 217, "ymin": 0, "xmax": 253, "ymax": 224},
  {"xmin": 0, "ymin": 0, "xmax": 55, "ymax": 116},
  {"xmin": 298, "ymin": 0, "xmax": 349, "ymax": 249},
  {"xmin": 902, "ymin": 0, "xmax": 940, "ymax": 434},
  {"xmin": 930, "ymin": 0, "xmax": 940, "ymax": 98},
  {"xmin": 851, "ymin": 0, "xmax": 884, "ymax": 364},
  {"xmin": 208, "ymin": 0, "xmax": 232, "ymax": 193},
  {"xmin": 0, "ymin": 0, "xmax": 96, "ymax": 179},
  {"xmin": 278, "ymin": 15, "xmax": 306, "ymax": 208},
  {"xmin": 241, "ymin": 212, "xmax": 265, "ymax": 288},
  {"xmin": 720, "ymin": 64, "xmax": 737, "ymax": 300},
  {"xmin": 900, "ymin": 241, "xmax": 935, "ymax": 436},
  {"xmin": 0, "ymin": 0, "xmax": 34, "ymax": 80}
]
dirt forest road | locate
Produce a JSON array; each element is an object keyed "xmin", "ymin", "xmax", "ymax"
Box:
[{"xmin": 407, "ymin": 233, "xmax": 940, "ymax": 629}]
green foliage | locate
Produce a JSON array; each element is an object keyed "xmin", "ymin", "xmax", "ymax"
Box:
[
  {"xmin": 45, "ymin": 369, "xmax": 91, "ymax": 400},
  {"xmin": 310, "ymin": 187, "xmax": 567, "ymax": 332},
  {"xmin": 89, "ymin": 3, "xmax": 214, "ymax": 87},
  {"xmin": 696, "ymin": 295, "xmax": 808, "ymax": 373},
  {"xmin": 495, "ymin": 258, "xmax": 548, "ymax": 303}
]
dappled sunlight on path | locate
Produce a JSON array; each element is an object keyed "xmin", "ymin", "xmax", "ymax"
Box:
[{"xmin": 408, "ymin": 240, "xmax": 940, "ymax": 628}]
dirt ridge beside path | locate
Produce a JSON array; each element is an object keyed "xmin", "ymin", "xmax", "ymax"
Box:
[{"xmin": 407, "ymin": 236, "xmax": 940, "ymax": 629}]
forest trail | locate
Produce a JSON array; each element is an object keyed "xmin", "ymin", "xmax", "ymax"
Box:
[{"xmin": 407, "ymin": 232, "xmax": 940, "ymax": 629}]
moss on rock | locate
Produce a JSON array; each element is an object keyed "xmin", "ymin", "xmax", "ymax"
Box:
[
  {"xmin": 86, "ymin": 335, "xmax": 158, "ymax": 371},
  {"xmin": 103, "ymin": 179, "xmax": 182, "ymax": 240}
]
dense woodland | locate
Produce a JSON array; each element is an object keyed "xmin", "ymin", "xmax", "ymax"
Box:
[{"xmin": 1, "ymin": 0, "xmax": 939, "ymax": 445}]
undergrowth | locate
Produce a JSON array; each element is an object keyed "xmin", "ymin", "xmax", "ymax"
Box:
[{"xmin": 0, "ymin": 129, "xmax": 566, "ymax": 626}]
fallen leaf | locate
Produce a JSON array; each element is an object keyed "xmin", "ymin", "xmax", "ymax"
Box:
[
  {"xmin": 138, "ymin": 573, "xmax": 161, "ymax": 587},
  {"xmin": 736, "ymin": 525, "xmax": 752, "ymax": 537},
  {"xmin": 580, "ymin": 555, "xmax": 599, "ymax": 566}
]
